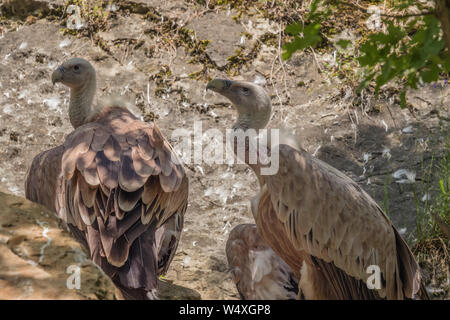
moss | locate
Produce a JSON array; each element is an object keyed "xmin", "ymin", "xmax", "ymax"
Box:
[
  {"xmin": 150, "ymin": 66, "xmax": 173, "ymax": 97},
  {"xmin": 242, "ymin": 32, "xmax": 252, "ymax": 40},
  {"xmin": 231, "ymin": 15, "xmax": 240, "ymax": 22},
  {"xmin": 60, "ymin": 27, "xmax": 79, "ymax": 36},
  {"xmin": 188, "ymin": 70, "xmax": 206, "ymax": 80},
  {"xmin": 117, "ymin": 1, "xmax": 150, "ymax": 14},
  {"xmin": 221, "ymin": 32, "xmax": 276, "ymax": 76}
]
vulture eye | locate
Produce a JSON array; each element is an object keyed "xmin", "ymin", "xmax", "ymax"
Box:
[
  {"xmin": 73, "ymin": 65, "xmax": 80, "ymax": 71},
  {"xmin": 242, "ymin": 87, "xmax": 250, "ymax": 93}
]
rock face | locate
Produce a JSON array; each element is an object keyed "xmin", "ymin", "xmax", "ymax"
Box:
[
  {"xmin": 0, "ymin": 192, "xmax": 202, "ymax": 300},
  {"xmin": 0, "ymin": 191, "xmax": 116, "ymax": 300}
]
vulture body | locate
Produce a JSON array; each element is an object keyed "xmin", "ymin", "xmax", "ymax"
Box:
[
  {"xmin": 25, "ymin": 58, "xmax": 188, "ymax": 299},
  {"xmin": 207, "ymin": 79, "xmax": 429, "ymax": 300},
  {"xmin": 226, "ymin": 223, "xmax": 298, "ymax": 300}
]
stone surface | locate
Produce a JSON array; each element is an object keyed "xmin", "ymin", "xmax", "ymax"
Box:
[{"xmin": 0, "ymin": 191, "xmax": 115, "ymax": 300}]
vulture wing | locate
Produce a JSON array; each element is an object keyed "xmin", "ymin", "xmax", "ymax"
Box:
[
  {"xmin": 258, "ymin": 144, "xmax": 427, "ymax": 300},
  {"xmin": 226, "ymin": 223, "xmax": 299, "ymax": 300},
  {"xmin": 25, "ymin": 145, "xmax": 65, "ymax": 212},
  {"xmin": 26, "ymin": 106, "xmax": 188, "ymax": 299}
]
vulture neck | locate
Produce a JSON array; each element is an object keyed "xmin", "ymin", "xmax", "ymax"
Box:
[
  {"xmin": 231, "ymin": 107, "xmax": 271, "ymax": 183},
  {"xmin": 232, "ymin": 111, "xmax": 270, "ymax": 131},
  {"xmin": 69, "ymin": 75, "xmax": 97, "ymax": 128}
]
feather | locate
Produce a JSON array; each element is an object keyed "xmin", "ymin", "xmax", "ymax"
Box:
[
  {"xmin": 103, "ymin": 135, "xmax": 121, "ymax": 161},
  {"xmin": 157, "ymin": 149, "xmax": 172, "ymax": 177},
  {"xmin": 119, "ymin": 149, "xmax": 147, "ymax": 192},
  {"xmin": 118, "ymin": 187, "xmax": 143, "ymax": 212},
  {"xmin": 159, "ymin": 168, "xmax": 178, "ymax": 193},
  {"xmin": 137, "ymin": 133, "xmax": 155, "ymax": 160},
  {"xmin": 113, "ymin": 187, "xmax": 126, "ymax": 220},
  {"xmin": 131, "ymin": 147, "xmax": 158, "ymax": 177},
  {"xmin": 142, "ymin": 177, "xmax": 159, "ymax": 205},
  {"xmin": 77, "ymin": 174, "xmax": 97, "ymax": 208},
  {"xmin": 76, "ymin": 148, "xmax": 97, "ymax": 172},
  {"xmin": 82, "ymin": 157, "xmax": 100, "ymax": 186},
  {"xmin": 91, "ymin": 129, "xmax": 111, "ymax": 151},
  {"xmin": 96, "ymin": 151, "xmax": 119, "ymax": 189}
]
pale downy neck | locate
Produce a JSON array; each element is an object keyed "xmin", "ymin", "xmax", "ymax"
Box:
[
  {"xmin": 69, "ymin": 75, "xmax": 97, "ymax": 128},
  {"xmin": 232, "ymin": 110, "xmax": 270, "ymax": 131},
  {"xmin": 231, "ymin": 107, "xmax": 271, "ymax": 183}
]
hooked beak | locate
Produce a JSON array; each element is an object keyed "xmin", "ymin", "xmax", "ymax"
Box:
[
  {"xmin": 206, "ymin": 78, "xmax": 233, "ymax": 92},
  {"xmin": 51, "ymin": 66, "xmax": 64, "ymax": 85}
]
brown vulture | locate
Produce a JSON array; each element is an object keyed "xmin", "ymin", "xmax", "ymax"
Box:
[
  {"xmin": 25, "ymin": 58, "xmax": 188, "ymax": 299},
  {"xmin": 207, "ymin": 78, "xmax": 429, "ymax": 300}
]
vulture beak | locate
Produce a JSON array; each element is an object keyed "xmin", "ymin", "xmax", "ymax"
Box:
[
  {"xmin": 206, "ymin": 78, "xmax": 233, "ymax": 92},
  {"xmin": 51, "ymin": 66, "xmax": 64, "ymax": 85}
]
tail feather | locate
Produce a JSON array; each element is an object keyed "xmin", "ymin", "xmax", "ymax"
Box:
[
  {"xmin": 113, "ymin": 282, "xmax": 158, "ymax": 300},
  {"xmin": 418, "ymin": 279, "xmax": 430, "ymax": 300},
  {"xmin": 393, "ymin": 227, "xmax": 429, "ymax": 299},
  {"xmin": 115, "ymin": 225, "xmax": 159, "ymax": 299}
]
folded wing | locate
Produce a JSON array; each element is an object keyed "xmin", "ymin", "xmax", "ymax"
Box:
[{"xmin": 26, "ymin": 107, "xmax": 188, "ymax": 299}]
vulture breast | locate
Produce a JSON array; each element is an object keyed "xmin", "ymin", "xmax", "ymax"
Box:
[{"xmin": 226, "ymin": 223, "xmax": 299, "ymax": 300}]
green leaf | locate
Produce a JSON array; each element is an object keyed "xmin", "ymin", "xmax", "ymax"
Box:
[
  {"xmin": 336, "ymin": 39, "xmax": 351, "ymax": 49},
  {"xmin": 357, "ymin": 41, "xmax": 381, "ymax": 66},
  {"xmin": 284, "ymin": 0, "xmax": 447, "ymax": 104},
  {"xmin": 407, "ymin": 72, "xmax": 419, "ymax": 89},
  {"xmin": 285, "ymin": 21, "xmax": 304, "ymax": 35},
  {"xmin": 399, "ymin": 91, "xmax": 407, "ymax": 109},
  {"xmin": 420, "ymin": 63, "xmax": 440, "ymax": 83},
  {"xmin": 439, "ymin": 179, "xmax": 446, "ymax": 195},
  {"xmin": 357, "ymin": 72, "xmax": 375, "ymax": 93},
  {"xmin": 282, "ymin": 23, "xmax": 322, "ymax": 60}
]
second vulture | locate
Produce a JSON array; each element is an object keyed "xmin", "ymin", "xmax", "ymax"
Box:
[
  {"xmin": 25, "ymin": 58, "xmax": 188, "ymax": 299},
  {"xmin": 207, "ymin": 78, "xmax": 429, "ymax": 300},
  {"xmin": 226, "ymin": 223, "xmax": 299, "ymax": 300}
]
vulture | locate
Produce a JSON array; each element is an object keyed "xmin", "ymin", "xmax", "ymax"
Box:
[
  {"xmin": 25, "ymin": 58, "xmax": 188, "ymax": 300},
  {"xmin": 207, "ymin": 79, "xmax": 429, "ymax": 300},
  {"xmin": 226, "ymin": 223, "xmax": 298, "ymax": 300}
]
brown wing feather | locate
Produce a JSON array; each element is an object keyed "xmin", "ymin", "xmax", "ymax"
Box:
[
  {"xmin": 25, "ymin": 145, "xmax": 65, "ymax": 212},
  {"xmin": 259, "ymin": 144, "xmax": 426, "ymax": 299},
  {"xmin": 25, "ymin": 106, "xmax": 188, "ymax": 299}
]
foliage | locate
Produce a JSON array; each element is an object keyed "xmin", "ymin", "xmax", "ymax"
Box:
[
  {"xmin": 358, "ymin": 15, "xmax": 449, "ymax": 107},
  {"xmin": 433, "ymin": 140, "xmax": 450, "ymax": 238},
  {"xmin": 414, "ymin": 136, "xmax": 450, "ymax": 242},
  {"xmin": 282, "ymin": 0, "xmax": 330, "ymax": 60},
  {"xmin": 282, "ymin": 0, "xmax": 450, "ymax": 108}
]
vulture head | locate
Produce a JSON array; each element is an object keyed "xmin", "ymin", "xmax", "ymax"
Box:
[
  {"xmin": 51, "ymin": 57, "xmax": 97, "ymax": 129},
  {"xmin": 52, "ymin": 57, "xmax": 96, "ymax": 89},
  {"xmin": 207, "ymin": 79, "xmax": 272, "ymax": 130}
]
